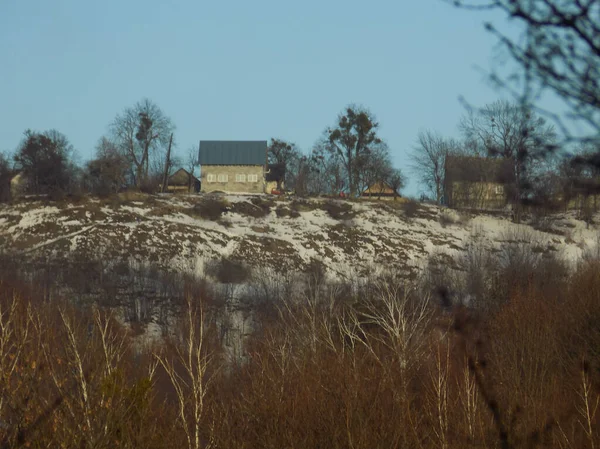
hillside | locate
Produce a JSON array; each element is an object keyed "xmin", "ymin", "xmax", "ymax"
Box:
[{"xmin": 1, "ymin": 193, "xmax": 598, "ymax": 280}]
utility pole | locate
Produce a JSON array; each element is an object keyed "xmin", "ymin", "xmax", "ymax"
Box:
[{"xmin": 161, "ymin": 133, "xmax": 173, "ymax": 193}]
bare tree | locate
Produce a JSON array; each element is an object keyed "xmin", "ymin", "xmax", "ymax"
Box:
[
  {"xmin": 110, "ymin": 99, "xmax": 175, "ymax": 188},
  {"xmin": 186, "ymin": 146, "xmax": 198, "ymax": 191},
  {"xmin": 155, "ymin": 297, "xmax": 218, "ymax": 449},
  {"xmin": 308, "ymin": 143, "xmax": 347, "ymax": 195},
  {"xmin": 84, "ymin": 137, "xmax": 130, "ymax": 196},
  {"xmin": 461, "ymin": 100, "xmax": 556, "ymax": 214},
  {"xmin": 292, "ymin": 155, "xmax": 316, "ymax": 196},
  {"xmin": 324, "ymin": 105, "xmax": 389, "ymax": 196},
  {"xmin": 448, "ymin": 0, "xmax": 600, "ymax": 154},
  {"xmin": 410, "ymin": 130, "xmax": 461, "ymax": 204},
  {"xmin": 359, "ymin": 142, "xmax": 396, "ymax": 194},
  {"xmin": 387, "ymin": 168, "xmax": 405, "ymax": 199}
]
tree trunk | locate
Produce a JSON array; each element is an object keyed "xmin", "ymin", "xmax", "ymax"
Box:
[
  {"xmin": 347, "ymin": 152, "xmax": 354, "ymax": 196},
  {"xmin": 161, "ymin": 134, "xmax": 173, "ymax": 193}
]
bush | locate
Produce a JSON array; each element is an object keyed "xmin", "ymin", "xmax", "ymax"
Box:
[
  {"xmin": 401, "ymin": 199, "xmax": 420, "ymax": 218},
  {"xmin": 139, "ymin": 175, "xmax": 161, "ymax": 194},
  {"xmin": 250, "ymin": 196, "xmax": 274, "ymax": 211},
  {"xmin": 191, "ymin": 198, "xmax": 229, "ymax": 220},
  {"xmin": 229, "ymin": 198, "xmax": 272, "ymax": 218},
  {"xmin": 322, "ymin": 200, "xmax": 356, "ymax": 220},
  {"xmin": 205, "ymin": 256, "xmax": 250, "ymax": 284},
  {"xmin": 438, "ymin": 210, "xmax": 457, "ymax": 227},
  {"xmin": 275, "ymin": 205, "xmax": 301, "ymax": 218}
]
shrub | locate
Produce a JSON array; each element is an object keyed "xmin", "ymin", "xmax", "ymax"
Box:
[
  {"xmin": 290, "ymin": 199, "xmax": 318, "ymax": 213},
  {"xmin": 438, "ymin": 210, "xmax": 457, "ymax": 227},
  {"xmin": 401, "ymin": 199, "xmax": 420, "ymax": 218},
  {"xmin": 322, "ymin": 200, "xmax": 356, "ymax": 220},
  {"xmin": 275, "ymin": 205, "xmax": 301, "ymax": 218},
  {"xmin": 230, "ymin": 198, "xmax": 272, "ymax": 218},
  {"xmin": 204, "ymin": 256, "xmax": 250, "ymax": 284},
  {"xmin": 139, "ymin": 175, "xmax": 161, "ymax": 194},
  {"xmin": 250, "ymin": 196, "xmax": 274, "ymax": 211},
  {"xmin": 191, "ymin": 198, "xmax": 229, "ymax": 220}
]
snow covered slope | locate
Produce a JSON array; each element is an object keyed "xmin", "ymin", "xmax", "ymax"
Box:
[{"xmin": 0, "ymin": 193, "xmax": 598, "ymax": 279}]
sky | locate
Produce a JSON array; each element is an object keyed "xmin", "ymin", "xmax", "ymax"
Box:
[{"xmin": 0, "ymin": 0, "xmax": 519, "ymax": 196}]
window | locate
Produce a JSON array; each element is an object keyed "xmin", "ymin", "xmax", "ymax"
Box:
[
  {"xmin": 206, "ymin": 174, "xmax": 216, "ymax": 183},
  {"xmin": 494, "ymin": 185, "xmax": 504, "ymax": 195},
  {"xmin": 236, "ymin": 174, "xmax": 246, "ymax": 182},
  {"xmin": 217, "ymin": 174, "xmax": 228, "ymax": 182},
  {"xmin": 248, "ymin": 174, "xmax": 258, "ymax": 183}
]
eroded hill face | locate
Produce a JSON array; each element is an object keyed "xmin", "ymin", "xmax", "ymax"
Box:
[{"xmin": 0, "ymin": 193, "xmax": 598, "ymax": 280}]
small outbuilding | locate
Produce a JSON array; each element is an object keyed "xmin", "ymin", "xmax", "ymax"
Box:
[
  {"xmin": 361, "ymin": 182, "xmax": 401, "ymax": 200},
  {"xmin": 166, "ymin": 168, "xmax": 200, "ymax": 193}
]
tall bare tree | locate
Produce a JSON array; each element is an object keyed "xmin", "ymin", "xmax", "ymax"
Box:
[
  {"xmin": 155, "ymin": 297, "xmax": 218, "ymax": 449},
  {"xmin": 448, "ymin": 0, "xmax": 600, "ymax": 160},
  {"xmin": 308, "ymin": 143, "xmax": 347, "ymax": 195},
  {"xmin": 84, "ymin": 137, "xmax": 130, "ymax": 196},
  {"xmin": 409, "ymin": 130, "xmax": 461, "ymax": 204},
  {"xmin": 324, "ymin": 105, "xmax": 388, "ymax": 196},
  {"xmin": 360, "ymin": 142, "xmax": 400, "ymax": 194},
  {"xmin": 110, "ymin": 99, "xmax": 174, "ymax": 188},
  {"xmin": 461, "ymin": 101, "xmax": 556, "ymax": 211}
]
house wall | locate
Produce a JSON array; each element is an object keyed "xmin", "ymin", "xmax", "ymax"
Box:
[
  {"xmin": 449, "ymin": 181, "xmax": 508, "ymax": 210},
  {"xmin": 200, "ymin": 165, "xmax": 264, "ymax": 193}
]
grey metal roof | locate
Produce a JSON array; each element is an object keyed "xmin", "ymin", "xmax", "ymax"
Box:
[{"xmin": 198, "ymin": 141, "xmax": 267, "ymax": 165}]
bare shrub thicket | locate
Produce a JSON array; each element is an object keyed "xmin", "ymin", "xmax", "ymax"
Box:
[{"xmin": 2, "ymin": 241, "xmax": 600, "ymax": 447}]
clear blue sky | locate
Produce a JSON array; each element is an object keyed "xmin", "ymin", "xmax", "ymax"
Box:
[{"xmin": 0, "ymin": 0, "xmax": 516, "ymax": 196}]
